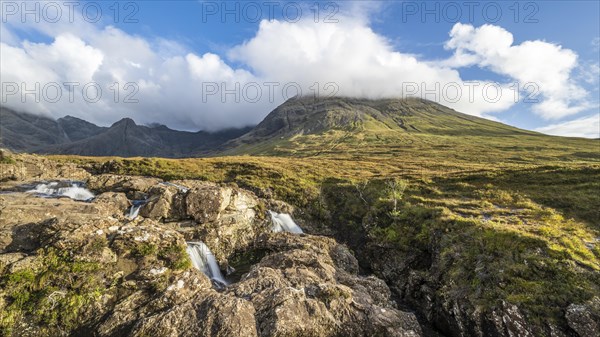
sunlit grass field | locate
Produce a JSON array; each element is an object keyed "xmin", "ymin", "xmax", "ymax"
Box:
[{"xmin": 46, "ymin": 122, "xmax": 600, "ymax": 327}]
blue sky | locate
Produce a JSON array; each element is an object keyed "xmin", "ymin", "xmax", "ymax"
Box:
[{"xmin": 1, "ymin": 1, "xmax": 599, "ymax": 137}]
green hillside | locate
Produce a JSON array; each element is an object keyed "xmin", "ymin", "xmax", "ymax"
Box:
[
  {"xmin": 46, "ymin": 97, "xmax": 600, "ymax": 336},
  {"xmin": 220, "ymin": 97, "xmax": 598, "ymax": 168}
]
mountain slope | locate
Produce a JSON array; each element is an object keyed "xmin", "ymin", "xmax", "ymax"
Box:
[
  {"xmin": 57, "ymin": 115, "xmax": 108, "ymax": 142},
  {"xmin": 0, "ymin": 108, "xmax": 251, "ymax": 157},
  {"xmin": 234, "ymin": 96, "xmax": 531, "ymax": 138},
  {"xmin": 36, "ymin": 118, "xmax": 251, "ymax": 157},
  {"xmin": 219, "ymin": 97, "xmax": 596, "ymax": 161},
  {"xmin": 0, "ymin": 108, "xmax": 69, "ymax": 151}
]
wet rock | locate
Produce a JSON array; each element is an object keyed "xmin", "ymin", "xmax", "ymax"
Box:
[{"xmin": 186, "ymin": 184, "xmax": 269, "ymax": 264}]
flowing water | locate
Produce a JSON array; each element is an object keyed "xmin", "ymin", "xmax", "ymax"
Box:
[
  {"xmin": 26, "ymin": 181, "xmax": 94, "ymax": 201},
  {"xmin": 127, "ymin": 200, "xmax": 147, "ymax": 219},
  {"xmin": 186, "ymin": 242, "xmax": 227, "ymax": 287},
  {"xmin": 269, "ymin": 211, "xmax": 303, "ymax": 234},
  {"xmin": 160, "ymin": 182, "xmax": 189, "ymax": 193}
]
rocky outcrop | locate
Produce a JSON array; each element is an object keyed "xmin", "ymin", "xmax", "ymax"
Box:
[
  {"xmin": 565, "ymin": 298, "xmax": 600, "ymax": 337},
  {"xmin": 228, "ymin": 234, "xmax": 423, "ymax": 337},
  {"xmin": 87, "ymin": 174, "xmax": 162, "ymax": 199},
  {"xmin": 187, "ymin": 185, "xmax": 268, "ymax": 265},
  {"xmin": 0, "ymin": 160, "xmax": 421, "ymax": 336},
  {"xmin": 139, "ymin": 184, "xmax": 187, "ymax": 221},
  {"xmin": 86, "ymin": 176, "xmax": 270, "ymax": 262},
  {"xmin": 129, "ymin": 233, "xmax": 422, "ymax": 337},
  {"xmin": 0, "ymin": 148, "xmax": 89, "ymax": 182}
]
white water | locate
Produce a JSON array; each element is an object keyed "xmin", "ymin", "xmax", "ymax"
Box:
[
  {"xmin": 186, "ymin": 242, "xmax": 227, "ymax": 286},
  {"xmin": 128, "ymin": 205, "xmax": 142, "ymax": 219},
  {"xmin": 27, "ymin": 182, "xmax": 94, "ymax": 201},
  {"xmin": 127, "ymin": 200, "xmax": 147, "ymax": 220},
  {"xmin": 269, "ymin": 211, "xmax": 303, "ymax": 234},
  {"xmin": 160, "ymin": 182, "xmax": 189, "ymax": 193}
]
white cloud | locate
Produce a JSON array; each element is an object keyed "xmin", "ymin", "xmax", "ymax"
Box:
[
  {"xmin": 535, "ymin": 114, "xmax": 600, "ymax": 138},
  {"xmin": 0, "ymin": 5, "xmax": 592, "ymax": 132},
  {"xmin": 0, "ymin": 26, "xmax": 269, "ymax": 130},
  {"xmin": 445, "ymin": 23, "xmax": 589, "ymax": 120},
  {"xmin": 229, "ymin": 18, "xmax": 516, "ymax": 116}
]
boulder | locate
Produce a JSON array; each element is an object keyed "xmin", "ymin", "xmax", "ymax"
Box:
[
  {"xmin": 94, "ymin": 192, "xmax": 131, "ymax": 214},
  {"xmin": 566, "ymin": 298, "xmax": 600, "ymax": 337},
  {"xmin": 186, "ymin": 185, "xmax": 268, "ymax": 264},
  {"xmin": 139, "ymin": 184, "xmax": 187, "ymax": 221},
  {"xmin": 186, "ymin": 185, "xmax": 233, "ymax": 223},
  {"xmin": 87, "ymin": 174, "xmax": 162, "ymax": 199}
]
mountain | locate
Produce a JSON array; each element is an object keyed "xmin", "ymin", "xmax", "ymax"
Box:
[
  {"xmin": 2, "ymin": 97, "xmax": 596, "ymax": 160},
  {"xmin": 0, "ymin": 108, "xmax": 250, "ymax": 157},
  {"xmin": 219, "ymin": 96, "xmax": 596, "ymax": 160},
  {"xmin": 57, "ymin": 115, "xmax": 108, "ymax": 141},
  {"xmin": 0, "ymin": 108, "xmax": 69, "ymax": 151},
  {"xmin": 232, "ymin": 96, "xmax": 530, "ymax": 139},
  {"xmin": 36, "ymin": 118, "xmax": 251, "ymax": 157}
]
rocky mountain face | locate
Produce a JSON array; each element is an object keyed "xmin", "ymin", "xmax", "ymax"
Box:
[
  {"xmin": 0, "ymin": 108, "xmax": 70, "ymax": 151},
  {"xmin": 56, "ymin": 115, "xmax": 108, "ymax": 141},
  {"xmin": 0, "ymin": 108, "xmax": 250, "ymax": 157},
  {"xmin": 0, "ymin": 151, "xmax": 423, "ymax": 336},
  {"xmin": 2, "ymin": 97, "xmax": 542, "ymax": 158},
  {"xmin": 220, "ymin": 96, "xmax": 538, "ymax": 155}
]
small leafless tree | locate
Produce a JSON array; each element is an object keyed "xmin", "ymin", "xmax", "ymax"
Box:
[
  {"xmin": 386, "ymin": 178, "xmax": 408, "ymax": 214},
  {"xmin": 354, "ymin": 180, "xmax": 369, "ymax": 205}
]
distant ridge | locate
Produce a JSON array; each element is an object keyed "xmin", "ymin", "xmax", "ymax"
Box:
[
  {"xmin": 0, "ymin": 108, "xmax": 251, "ymax": 158},
  {"xmin": 1, "ymin": 97, "xmax": 594, "ymax": 159}
]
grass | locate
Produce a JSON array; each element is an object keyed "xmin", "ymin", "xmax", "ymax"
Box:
[
  {"xmin": 0, "ymin": 248, "xmax": 106, "ymax": 336},
  {"xmin": 33, "ymin": 105, "xmax": 600, "ymax": 334}
]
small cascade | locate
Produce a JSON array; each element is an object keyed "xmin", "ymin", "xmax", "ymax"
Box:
[
  {"xmin": 186, "ymin": 242, "xmax": 227, "ymax": 287},
  {"xmin": 127, "ymin": 200, "xmax": 147, "ymax": 220},
  {"xmin": 160, "ymin": 182, "xmax": 189, "ymax": 193},
  {"xmin": 26, "ymin": 181, "xmax": 94, "ymax": 201},
  {"xmin": 269, "ymin": 211, "xmax": 303, "ymax": 234}
]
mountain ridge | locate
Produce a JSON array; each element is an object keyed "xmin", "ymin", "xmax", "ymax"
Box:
[
  {"xmin": 1, "ymin": 97, "xmax": 595, "ymax": 159},
  {"xmin": 0, "ymin": 108, "xmax": 251, "ymax": 157},
  {"xmin": 217, "ymin": 96, "xmax": 555, "ymax": 157}
]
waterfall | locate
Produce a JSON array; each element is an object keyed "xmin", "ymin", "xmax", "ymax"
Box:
[
  {"xmin": 186, "ymin": 242, "xmax": 227, "ymax": 287},
  {"xmin": 269, "ymin": 211, "xmax": 303, "ymax": 234},
  {"xmin": 127, "ymin": 200, "xmax": 147, "ymax": 220},
  {"xmin": 27, "ymin": 181, "xmax": 94, "ymax": 201},
  {"xmin": 128, "ymin": 205, "xmax": 141, "ymax": 219},
  {"xmin": 160, "ymin": 182, "xmax": 189, "ymax": 193}
]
